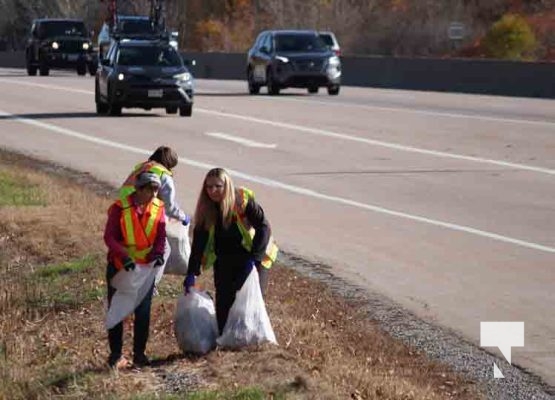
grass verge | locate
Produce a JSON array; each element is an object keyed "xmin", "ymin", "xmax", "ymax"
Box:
[{"xmin": 0, "ymin": 149, "xmax": 484, "ymax": 399}]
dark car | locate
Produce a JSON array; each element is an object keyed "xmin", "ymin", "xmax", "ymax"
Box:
[
  {"xmin": 95, "ymin": 38, "xmax": 194, "ymax": 116},
  {"xmin": 98, "ymin": 15, "xmax": 178, "ymax": 59},
  {"xmin": 246, "ymin": 30, "xmax": 341, "ymax": 95},
  {"xmin": 26, "ymin": 19, "xmax": 95, "ymax": 76}
]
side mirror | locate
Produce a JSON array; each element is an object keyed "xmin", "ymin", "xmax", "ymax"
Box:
[
  {"xmin": 100, "ymin": 58, "xmax": 110, "ymax": 66},
  {"xmin": 260, "ymin": 46, "xmax": 269, "ymax": 54}
]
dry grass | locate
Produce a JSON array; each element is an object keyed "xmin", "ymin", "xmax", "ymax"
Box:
[{"xmin": 0, "ymin": 149, "xmax": 484, "ymax": 400}]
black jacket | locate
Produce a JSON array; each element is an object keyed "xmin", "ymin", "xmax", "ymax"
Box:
[{"xmin": 188, "ymin": 197, "xmax": 271, "ymax": 276}]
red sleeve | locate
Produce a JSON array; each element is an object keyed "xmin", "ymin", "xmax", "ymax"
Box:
[{"xmin": 104, "ymin": 203, "xmax": 129, "ymax": 261}]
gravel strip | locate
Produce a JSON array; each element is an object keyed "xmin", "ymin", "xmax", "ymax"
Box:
[{"xmin": 281, "ymin": 252, "xmax": 554, "ymax": 400}]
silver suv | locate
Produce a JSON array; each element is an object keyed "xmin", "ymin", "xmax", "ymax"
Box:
[{"xmin": 246, "ymin": 30, "xmax": 341, "ymax": 95}]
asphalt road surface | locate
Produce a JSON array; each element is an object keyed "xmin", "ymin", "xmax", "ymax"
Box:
[{"xmin": 0, "ymin": 68, "xmax": 553, "ymax": 387}]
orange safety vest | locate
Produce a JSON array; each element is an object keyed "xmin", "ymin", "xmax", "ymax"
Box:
[
  {"xmin": 119, "ymin": 161, "xmax": 172, "ymax": 198},
  {"xmin": 201, "ymin": 187, "xmax": 279, "ymax": 270},
  {"xmin": 113, "ymin": 195, "xmax": 165, "ymax": 270}
]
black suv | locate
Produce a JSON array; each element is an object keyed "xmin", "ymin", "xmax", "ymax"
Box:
[
  {"xmin": 246, "ymin": 30, "xmax": 341, "ymax": 95},
  {"xmin": 95, "ymin": 38, "xmax": 194, "ymax": 116},
  {"xmin": 26, "ymin": 19, "xmax": 95, "ymax": 76}
]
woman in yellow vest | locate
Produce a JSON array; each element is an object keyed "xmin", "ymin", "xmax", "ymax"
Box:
[
  {"xmin": 120, "ymin": 146, "xmax": 191, "ymax": 225},
  {"xmin": 104, "ymin": 172, "xmax": 167, "ymax": 369},
  {"xmin": 184, "ymin": 168, "xmax": 278, "ymax": 334}
]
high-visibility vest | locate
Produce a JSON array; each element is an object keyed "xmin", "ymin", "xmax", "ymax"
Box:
[
  {"xmin": 113, "ymin": 195, "xmax": 165, "ymax": 269},
  {"xmin": 119, "ymin": 161, "xmax": 172, "ymax": 198},
  {"xmin": 201, "ymin": 187, "xmax": 279, "ymax": 270}
]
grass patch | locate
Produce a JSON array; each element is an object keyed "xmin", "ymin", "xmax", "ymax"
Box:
[
  {"xmin": 36, "ymin": 255, "xmax": 96, "ymax": 279},
  {"xmin": 131, "ymin": 387, "xmax": 267, "ymax": 400},
  {"xmin": 0, "ymin": 170, "xmax": 46, "ymax": 206}
]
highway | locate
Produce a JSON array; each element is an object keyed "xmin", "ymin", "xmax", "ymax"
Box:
[{"xmin": 0, "ymin": 68, "xmax": 553, "ymax": 386}]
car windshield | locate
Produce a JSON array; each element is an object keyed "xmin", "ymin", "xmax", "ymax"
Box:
[
  {"xmin": 275, "ymin": 34, "xmax": 327, "ymax": 52},
  {"xmin": 118, "ymin": 19, "xmax": 155, "ymax": 35},
  {"xmin": 39, "ymin": 21, "xmax": 87, "ymax": 38},
  {"xmin": 117, "ymin": 46, "xmax": 182, "ymax": 67}
]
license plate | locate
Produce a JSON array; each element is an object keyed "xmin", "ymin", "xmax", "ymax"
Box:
[
  {"xmin": 148, "ymin": 89, "xmax": 163, "ymax": 98},
  {"xmin": 67, "ymin": 54, "xmax": 79, "ymax": 61}
]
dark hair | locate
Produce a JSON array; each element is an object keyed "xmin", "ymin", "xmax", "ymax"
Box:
[{"xmin": 148, "ymin": 146, "xmax": 178, "ymax": 170}]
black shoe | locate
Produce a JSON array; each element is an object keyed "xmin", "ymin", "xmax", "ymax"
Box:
[{"xmin": 133, "ymin": 353, "xmax": 151, "ymax": 367}]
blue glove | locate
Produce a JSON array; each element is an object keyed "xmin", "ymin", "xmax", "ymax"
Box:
[
  {"xmin": 153, "ymin": 254, "xmax": 164, "ymax": 267},
  {"xmin": 244, "ymin": 259, "xmax": 256, "ymax": 275},
  {"xmin": 123, "ymin": 256, "xmax": 135, "ymax": 271},
  {"xmin": 184, "ymin": 274, "xmax": 196, "ymax": 293},
  {"xmin": 182, "ymin": 214, "xmax": 191, "ymax": 226}
]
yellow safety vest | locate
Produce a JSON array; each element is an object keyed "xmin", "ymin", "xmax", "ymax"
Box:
[
  {"xmin": 201, "ymin": 187, "xmax": 278, "ymax": 270},
  {"xmin": 119, "ymin": 161, "xmax": 172, "ymax": 199}
]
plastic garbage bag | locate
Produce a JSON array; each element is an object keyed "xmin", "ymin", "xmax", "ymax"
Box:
[
  {"xmin": 217, "ymin": 269, "xmax": 277, "ymax": 349},
  {"xmin": 174, "ymin": 289, "xmax": 218, "ymax": 354},
  {"xmin": 105, "ymin": 262, "xmax": 157, "ymax": 330},
  {"xmin": 164, "ymin": 221, "xmax": 190, "ymax": 275}
]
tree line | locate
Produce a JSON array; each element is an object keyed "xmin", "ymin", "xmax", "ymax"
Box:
[{"xmin": 0, "ymin": 0, "xmax": 552, "ymax": 60}]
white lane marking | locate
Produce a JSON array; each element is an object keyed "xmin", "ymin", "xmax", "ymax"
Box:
[
  {"xmin": 1, "ymin": 78, "xmax": 554, "ymax": 176},
  {"xmin": 205, "ymin": 132, "xmax": 276, "ymax": 148},
  {"xmin": 197, "ymin": 108, "xmax": 555, "ymax": 176},
  {"xmin": 255, "ymin": 94, "xmax": 555, "ymax": 127},
  {"xmin": 1, "ymin": 108, "xmax": 554, "ymax": 254},
  {"xmin": 0, "ymin": 78, "xmax": 91, "ymax": 94}
]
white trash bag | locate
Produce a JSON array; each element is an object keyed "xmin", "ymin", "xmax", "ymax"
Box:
[
  {"xmin": 174, "ymin": 289, "xmax": 218, "ymax": 354},
  {"xmin": 164, "ymin": 221, "xmax": 191, "ymax": 275},
  {"xmin": 105, "ymin": 262, "xmax": 157, "ymax": 330},
  {"xmin": 217, "ymin": 268, "xmax": 277, "ymax": 349}
]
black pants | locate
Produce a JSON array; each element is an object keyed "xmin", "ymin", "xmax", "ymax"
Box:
[
  {"xmin": 106, "ymin": 263, "xmax": 154, "ymax": 360},
  {"xmin": 213, "ymin": 256, "xmax": 269, "ymax": 334}
]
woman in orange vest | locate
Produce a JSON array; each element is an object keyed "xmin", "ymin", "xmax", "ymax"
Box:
[
  {"xmin": 184, "ymin": 168, "xmax": 278, "ymax": 334},
  {"xmin": 104, "ymin": 172, "xmax": 167, "ymax": 369}
]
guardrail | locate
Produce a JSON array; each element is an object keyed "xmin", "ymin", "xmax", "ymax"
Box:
[{"xmin": 2, "ymin": 50, "xmax": 553, "ymax": 99}]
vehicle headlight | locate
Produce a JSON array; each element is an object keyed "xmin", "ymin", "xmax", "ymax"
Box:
[
  {"xmin": 275, "ymin": 55, "xmax": 289, "ymax": 63},
  {"xmin": 52, "ymin": 41, "xmax": 59, "ymax": 50},
  {"xmin": 328, "ymin": 56, "xmax": 340, "ymax": 67},
  {"xmin": 82, "ymin": 42, "xmax": 90, "ymax": 50},
  {"xmin": 117, "ymin": 73, "xmax": 125, "ymax": 81},
  {"xmin": 173, "ymin": 72, "xmax": 192, "ymax": 82}
]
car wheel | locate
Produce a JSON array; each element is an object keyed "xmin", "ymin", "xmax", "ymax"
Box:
[
  {"xmin": 26, "ymin": 64, "xmax": 37, "ymax": 76},
  {"xmin": 308, "ymin": 86, "xmax": 319, "ymax": 94},
  {"xmin": 327, "ymin": 85, "xmax": 340, "ymax": 95},
  {"xmin": 247, "ymin": 68, "xmax": 260, "ymax": 95},
  {"xmin": 95, "ymin": 82, "xmax": 108, "ymax": 114},
  {"xmin": 179, "ymin": 104, "xmax": 193, "ymax": 117},
  {"xmin": 39, "ymin": 65, "xmax": 49, "ymax": 76},
  {"xmin": 87, "ymin": 62, "xmax": 96, "ymax": 76},
  {"xmin": 267, "ymin": 69, "xmax": 280, "ymax": 96},
  {"xmin": 108, "ymin": 103, "xmax": 122, "ymax": 116},
  {"xmin": 77, "ymin": 65, "xmax": 87, "ymax": 76},
  {"xmin": 166, "ymin": 106, "xmax": 178, "ymax": 114}
]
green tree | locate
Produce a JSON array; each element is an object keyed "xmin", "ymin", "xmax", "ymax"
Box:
[{"xmin": 482, "ymin": 13, "xmax": 537, "ymax": 60}]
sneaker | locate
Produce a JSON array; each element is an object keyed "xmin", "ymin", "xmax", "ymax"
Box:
[
  {"xmin": 108, "ymin": 355, "xmax": 129, "ymax": 370},
  {"xmin": 132, "ymin": 353, "xmax": 151, "ymax": 367}
]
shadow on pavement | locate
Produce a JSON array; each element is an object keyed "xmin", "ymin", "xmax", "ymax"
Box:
[{"xmin": 0, "ymin": 112, "xmax": 159, "ymax": 120}]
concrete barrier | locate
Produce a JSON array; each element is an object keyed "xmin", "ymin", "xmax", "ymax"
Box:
[{"xmin": 2, "ymin": 50, "xmax": 553, "ymax": 99}]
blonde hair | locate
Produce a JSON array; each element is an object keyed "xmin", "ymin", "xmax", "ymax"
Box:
[{"xmin": 194, "ymin": 168, "xmax": 236, "ymax": 229}]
